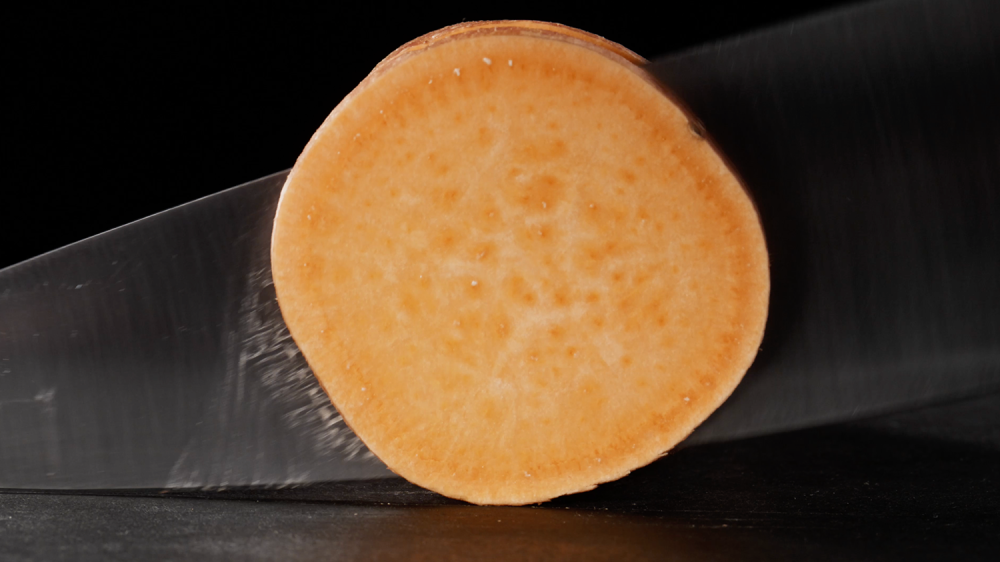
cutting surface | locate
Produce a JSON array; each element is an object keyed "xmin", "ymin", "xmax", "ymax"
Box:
[{"xmin": 3, "ymin": 395, "xmax": 999, "ymax": 561}]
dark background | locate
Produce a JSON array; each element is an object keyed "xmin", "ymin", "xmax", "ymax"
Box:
[{"xmin": 2, "ymin": 0, "xmax": 865, "ymax": 270}]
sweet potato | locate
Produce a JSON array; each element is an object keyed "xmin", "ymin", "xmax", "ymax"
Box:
[{"xmin": 271, "ymin": 21, "xmax": 769, "ymax": 505}]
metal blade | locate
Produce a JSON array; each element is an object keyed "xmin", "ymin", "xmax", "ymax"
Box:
[
  {"xmin": 2, "ymin": 0, "xmax": 999, "ymax": 489},
  {"xmin": 0, "ymin": 171, "xmax": 393, "ymax": 488},
  {"xmin": 674, "ymin": 0, "xmax": 1000, "ymax": 444}
]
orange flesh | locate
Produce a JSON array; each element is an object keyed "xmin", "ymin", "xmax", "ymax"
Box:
[{"xmin": 271, "ymin": 22, "xmax": 769, "ymax": 505}]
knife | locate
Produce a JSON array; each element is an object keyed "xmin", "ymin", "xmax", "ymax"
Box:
[{"xmin": 2, "ymin": 0, "xmax": 998, "ymax": 490}]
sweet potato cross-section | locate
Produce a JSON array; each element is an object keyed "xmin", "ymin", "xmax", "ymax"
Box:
[{"xmin": 271, "ymin": 21, "xmax": 769, "ymax": 505}]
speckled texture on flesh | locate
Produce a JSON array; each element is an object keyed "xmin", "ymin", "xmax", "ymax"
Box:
[{"xmin": 271, "ymin": 22, "xmax": 769, "ymax": 505}]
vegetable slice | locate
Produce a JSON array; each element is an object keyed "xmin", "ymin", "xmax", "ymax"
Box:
[{"xmin": 271, "ymin": 21, "xmax": 769, "ymax": 505}]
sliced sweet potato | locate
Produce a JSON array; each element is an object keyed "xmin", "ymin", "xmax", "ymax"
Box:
[{"xmin": 271, "ymin": 21, "xmax": 769, "ymax": 505}]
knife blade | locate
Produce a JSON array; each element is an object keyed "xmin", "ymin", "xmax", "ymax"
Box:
[
  {"xmin": 0, "ymin": 171, "xmax": 394, "ymax": 489},
  {"xmin": 655, "ymin": 0, "xmax": 1000, "ymax": 444},
  {"xmin": 2, "ymin": 0, "xmax": 998, "ymax": 490}
]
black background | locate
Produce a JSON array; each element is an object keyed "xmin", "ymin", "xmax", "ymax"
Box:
[{"xmin": 3, "ymin": 0, "xmax": 864, "ymax": 270}]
